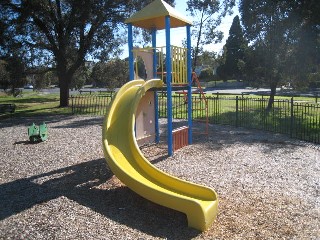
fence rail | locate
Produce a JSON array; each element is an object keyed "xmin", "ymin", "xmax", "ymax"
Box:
[
  {"xmin": 70, "ymin": 92, "xmax": 114, "ymax": 115},
  {"xmin": 70, "ymin": 92, "xmax": 320, "ymax": 144}
]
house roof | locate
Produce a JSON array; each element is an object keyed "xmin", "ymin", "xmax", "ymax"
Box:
[{"xmin": 125, "ymin": 0, "xmax": 192, "ymax": 30}]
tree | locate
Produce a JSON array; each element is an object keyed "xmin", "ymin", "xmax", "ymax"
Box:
[
  {"xmin": 0, "ymin": 0, "xmax": 174, "ymax": 107},
  {"xmin": 197, "ymin": 50, "xmax": 217, "ymax": 67},
  {"xmin": 240, "ymin": 1, "xmax": 294, "ymax": 110},
  {"xmin": 186, "ymin": 0, "xmax": 236, "ymax": 70},
  {"xmin": 243, "ymin": 42, "xmax": 272, "ymax": 88},
  {"xmin": 285, "ymin": 0, "xmax": 320, "ymax": 90},
  {"xmin": 70, "ymin": 65, "xmax": 91, "ymax": 90},
  {"xmin": 90, "ymin": 59, "xmax": 129, "ymax": 91},
  {"xmin": 0, "ymin": 56, "xmax": 26, "ymax": 93},
  {"xmin": 0, "ymin": 60, "xmax": 10, "ymax": 91},
  {"xmin": 240, "ymin": 0, "xmax": 320, "ymax": 111},
  {"xmin": 196, "ymin": 51, "xmax": 218, "ymax": 81},
  {"xmin": 217, "ymin": 15, "xmax": 247, "ymax": 81},
  {"xmin": 43, "ymin": 70, "xmax": 59, "ymax": 88}
]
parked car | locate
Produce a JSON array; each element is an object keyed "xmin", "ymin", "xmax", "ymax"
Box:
[{"xmin": 24, "ymin": 84, "xmax": 33, "ymax": 89}]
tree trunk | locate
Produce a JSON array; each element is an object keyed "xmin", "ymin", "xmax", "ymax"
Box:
[
  {"xmin": 266, "ymin": 81, "xmax": 277, "ymax": 112},
  {"xmin": 59, "ymin": 75, "xmax": 69, "ymax": 107},
  {"xmin": 56, "ymin": 54, "xmax": 71, "ymax": 107}
]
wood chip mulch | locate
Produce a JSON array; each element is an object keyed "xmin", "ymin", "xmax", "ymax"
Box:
[{"xmin": 1, "ymin": 115, "xmax": 319, "ymax": 239}]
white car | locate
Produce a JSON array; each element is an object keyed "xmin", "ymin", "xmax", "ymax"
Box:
[{"xmin": 24, "ymin": 84, "xmax": 34, "ymax": 89}]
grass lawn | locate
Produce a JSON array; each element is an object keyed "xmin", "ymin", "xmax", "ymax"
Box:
[
  {"xmin": 2, "ymin": 88, "xmax": 317, "ymax": 143},
  {"xmin": 0, "ymin": 91, "xmax": 71, "ymax": 118}
]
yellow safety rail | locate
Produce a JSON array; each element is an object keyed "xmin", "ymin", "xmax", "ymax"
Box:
[{"xmin": 171, "ymin": 46, "xmax": 187, "ymax": 85}]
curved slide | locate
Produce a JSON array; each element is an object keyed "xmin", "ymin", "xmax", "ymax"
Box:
[{"xmin": 102, "ymin": 79, "xmax": 218, "ymax": 231}]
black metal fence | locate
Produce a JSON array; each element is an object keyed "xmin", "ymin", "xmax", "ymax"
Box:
[
  {"xmin": 70, "ymin": 92, "xmax": 114, "ymax": 115},
  {"xmin": 160, "ymin": 93, "xmax": 320, "ymax": 144},
  {"xmin": 158, "ymin": 92, "xmax": 320, "ymax": 144},
  {"xmin": 71, "ymin": 92, "xmax": 320, "ymax": 144}
]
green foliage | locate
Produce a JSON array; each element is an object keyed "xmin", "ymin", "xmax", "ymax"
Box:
[
  {"xmin": 0, "ymin": 0, "xmax": 173, "ymax": 107},
  {"xmin": 90, "ymin": 59, "xmax": 129, "ymax": 90},
  {"xmin": 0, "ymin": 60, "xmax": 10, "ymax": 90},
  {"xmin": 217, "ymin": 15, "xmax": 247, "ymax": 81},
  {"xmin": 0, "ymin": 56, "xmax": 26, "ymax": 93},
  {"xmin": 239, "ymin": 0, "xmax": 320, "ymax": 109},
  {"xmin": 308, "ymin": 72, "xmax": 320, "ymax": 90},
  {"xmin": 197, "ymin": 51, "xmax": 218, "ymax": 68},
  {"xmin": 240, "ymin": 0, "xmax": 320, "ymax": 85},
  {"xmin": 43, "ymin": 71, "xmax": 59, "ymax": 88},
  {"xmin": 186, "ymin": 0, "xmax": 236, "ymax": 69},
  {"xmin": 199, "ymin": 68, "xmax": 214, "ymax": 82},
  {"xmin": 70, "ymin": 65, "xmax": 91, "ymax": 90}
]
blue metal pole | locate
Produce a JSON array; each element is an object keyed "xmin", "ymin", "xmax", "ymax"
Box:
[
  {"xmin": 154, "ymin": 92, "xmax": 159, "ymax": 143},
  {"xmin": 187, "ymin": 24, "xmax": 192, "ymax": 144},
  {"xmin": 128, "ymin": 23, "xmax": 134, "ymax": 81},
  {"xmin": 152, "ymin": 29, "xmax": 160, "ymax": 143},
  {"xmin": 152, "ymin": 29, "xmax": 157, "ymax": 78},
  {"xmin": 165, "ymin": 16, "xmax": 173, "ymax": 156}
]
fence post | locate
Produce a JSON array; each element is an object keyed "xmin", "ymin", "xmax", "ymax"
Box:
[
  {"xmin": 236, "ymin": 96, "xmax": 239, "ymax": 127},
  {"xmin": 290, "ymin": 97, "xmax": 294, "ymax": 137},
  {"xmin": 71, "ymin": 96, "xmax": 74, "ymax": 114}
]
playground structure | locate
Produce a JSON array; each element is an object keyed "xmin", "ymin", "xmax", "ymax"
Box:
[
  {"xmin": 176, "ymin": 72, "xmax": 209, "ymax": 135},
  {"xmin": 133, "ymin": 46, "xmax": 209, "ymax": 137},
  {"xmin": 102, "ymin": 0, "xmax": 218, "ymax": 232}
]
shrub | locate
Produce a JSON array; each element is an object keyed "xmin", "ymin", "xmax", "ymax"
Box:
[{"xmin": 199, "ymin": 68, "xmax": 214, "ymax": 82}]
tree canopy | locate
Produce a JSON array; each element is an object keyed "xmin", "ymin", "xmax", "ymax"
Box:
[
  {"xmin": 90, "ymin": 59, "xmax": 128, "ymax": 90},
  {"xmin": 0, "ymin": 0, "xmax": 173, "ymax": 106},
  {"xmin": 186, "ymin": 0, "xmax": 236, "ymax": 70},
  {"xmin": 239, "ymin": 0, "xmax": 320, "ymax": 110},
  {"xmin": 0, "ymin": 56, "xmax": 26, "ymax": 92},
  {"xmin": 217, "ymin": 15, "xmax": 247, "ymax": 80}
]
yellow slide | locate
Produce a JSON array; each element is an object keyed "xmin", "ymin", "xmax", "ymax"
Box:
[{"xmin": 102, "ymin": 79, "xmax": 218, "ymax": 231}]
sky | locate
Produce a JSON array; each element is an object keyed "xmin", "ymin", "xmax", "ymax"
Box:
[{"xmin": 121, "ymin": 0, "xmax": 239, "ymax": 58}]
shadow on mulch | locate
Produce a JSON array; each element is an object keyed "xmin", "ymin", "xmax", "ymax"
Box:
[
  {"xmin": 0, "ymin": 114, "xmax": 104, "ymax": 129},
  {"xmin": 0, "ymin": 158, "xmax": 199, "ymax": 239},
  {"xmin": 0, "ymin": 114, "xmax": 74, "ymax": 128},
  {"xmin": 51, "ymin": 116, "xmax": 104, "ymax": 129}
]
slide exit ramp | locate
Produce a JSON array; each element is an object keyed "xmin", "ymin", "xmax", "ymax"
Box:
[{"xmin": 102, "ymin": 79, "xmax": 218, "ymax": 231}]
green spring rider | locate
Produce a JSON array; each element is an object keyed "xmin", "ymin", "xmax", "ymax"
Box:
[{"xmin": 28, "ymin": 123, "xmax": 48, "ymax": 143}]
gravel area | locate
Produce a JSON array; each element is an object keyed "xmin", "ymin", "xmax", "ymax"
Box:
[{"xmin": 0, "ymin": 115, "xmax": 319, "ymax": 239}]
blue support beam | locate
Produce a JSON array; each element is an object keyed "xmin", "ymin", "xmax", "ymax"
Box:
[
  {"xmin": 165, "ymin": 16, "xmax": 173, "ymax": 156},
  {"xmin": 128, "ymin": 23, "xmax": 134, "ymax": 81},
  {"xmin": 152, "ymin": 29, "xmax": 157, "ymax": 78},
  {"xmin": 187, "ymin": 24, "xmax": 192, "ymax": 144},
  {"xmin": 152, "ymin": 29, "xmax": 160, "ymax": 143}
]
